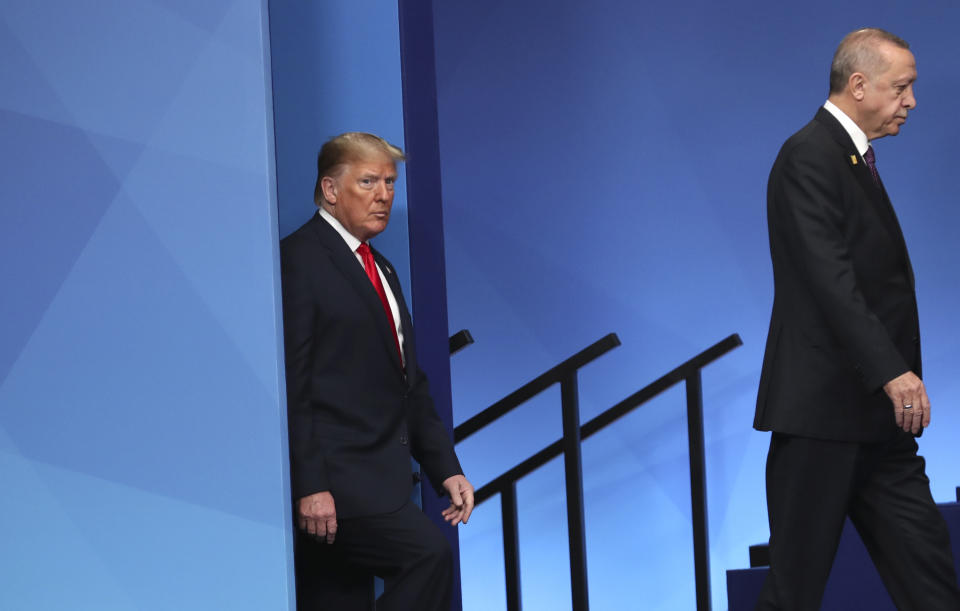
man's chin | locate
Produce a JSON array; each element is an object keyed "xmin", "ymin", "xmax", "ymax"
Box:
[
  {"xmin": 888, "ymin": 121, "xmax": 907, "ymax": 136},
  {"xmin": 367, "ymin": 221, "xmax": 389, "ymax": 237}
]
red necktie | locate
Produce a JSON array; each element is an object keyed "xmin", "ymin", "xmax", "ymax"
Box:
[{"xmin": 357, "ymin": 243, "xmax": 403, "ymax": 364}]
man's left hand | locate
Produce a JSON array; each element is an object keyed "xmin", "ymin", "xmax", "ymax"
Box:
[
  {"xmin": 883, "ymin": 371, "xmax": 931, "ymax": 435},
  {"xmin": 441, "ymin": 474, "xmax": 475, "ymax": 526}
]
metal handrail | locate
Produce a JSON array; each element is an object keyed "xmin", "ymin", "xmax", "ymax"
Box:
[
  {"xmin": 454, "ymin": 333, "xmax": 743, "ymax": 611},
  {"xmin": 455, "ymin": 333, "xmax": 621, "ymax": 443},
  {"xmin": 449, "ymin": 329, "xmax": 474, "ymax": 356}
]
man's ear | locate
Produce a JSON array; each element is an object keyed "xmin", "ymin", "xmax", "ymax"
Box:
[
  {"xmin": 849, "ymin": 72, "xmax": 867, "ymax": 101},
  {"xmin": 321, "ymin": 176, "xmax": 338, "ymax": 204}
]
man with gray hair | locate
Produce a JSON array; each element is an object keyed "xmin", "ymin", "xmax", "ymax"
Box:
[
  {"xmin": 755, "ymin": 29, "xmax": 960, "ymax": 609},
  {"xmin": 281, "ymin": 132, "xmax": 474, "ymax": 610}
]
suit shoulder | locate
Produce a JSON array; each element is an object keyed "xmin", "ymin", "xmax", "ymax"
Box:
[
  {"xmin": 770, "ymin": 121, "xmax": 848, "ymax": 186},
  {"xmin": 280, "ymin": 218, "xmax": 320, "ymax": 257},
  {"xmin": 777, "ymin": 119, "xmax": 838, "ymax": 160}
]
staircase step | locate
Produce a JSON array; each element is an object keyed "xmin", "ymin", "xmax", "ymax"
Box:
[
  {"xmin": 748, "ymin": 544, "xmax": 769, "ymax": 568},
  {"xmin": 727, "ymin": 500, "xmax": 960, "ymax": 610}
]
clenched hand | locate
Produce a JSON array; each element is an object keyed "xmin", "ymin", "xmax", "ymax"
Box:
[{"xmin": 299, "ymin": 491, "xmax": 338, "ymax": 544}]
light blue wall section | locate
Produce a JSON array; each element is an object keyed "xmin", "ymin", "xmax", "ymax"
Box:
[
  {"xmin": 0, "ymin": 1, "xmax": 293, "ymax": 608},
  {"xmin": 269, "ymin": 0, "xmax": 411, "ymax": 295},
  {"xmin": 434, "ymin": 2, "xmax": 960, "ymax": 609}
]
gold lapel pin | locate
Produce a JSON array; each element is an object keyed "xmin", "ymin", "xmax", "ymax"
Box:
[{"xmin": 850, "ymin": 155, "xmax": 858, "ymax": 165}]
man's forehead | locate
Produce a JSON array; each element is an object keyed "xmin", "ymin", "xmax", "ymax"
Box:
[
  {"xmin": 347, "ymin": 155, "xmax": 397, "ymax": 174},
  {"xmin": 879, "ymin": 43, "xmax": 915, "ymax": 68},
  {"xmin": 889, "ymin": 61, "xmax": 917, "ymax": 83}
]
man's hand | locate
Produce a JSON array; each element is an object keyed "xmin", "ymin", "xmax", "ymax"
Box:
[
  {"xmin": 298, "ymin": 491, "xmax": 337, "ymax": 544},
  {"xmin": 884, "ymin": 371, "xmax": 931, "ymax": 435},
  {"xmin": 441, "ymin": 475, "xmax": 475, "ymax": 526}
]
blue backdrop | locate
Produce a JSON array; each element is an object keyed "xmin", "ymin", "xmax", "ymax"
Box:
[
  {"xmin": 1, "ymin": 1, "xmax": 442, "ymax": 608},
  {"xmin": 0, "ymin": 1, "xmax": 294, "ymax": 608},
  {"xmin": 433, "ymin": 2, "xmax": 960, "ymax": 609},
  {"xmin": 4, "ymin": 1, "xmax": 958, "ymax": 610}
]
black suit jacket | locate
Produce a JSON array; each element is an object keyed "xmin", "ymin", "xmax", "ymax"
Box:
[
  {"xmin": 755, "ymin": 107, "xmax": 921, "ymax": 442},
  {"xmin": 281, "ymin": 213, "xmax": 462, "ymax": 518}
]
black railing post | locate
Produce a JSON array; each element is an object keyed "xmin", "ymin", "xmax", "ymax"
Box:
[
  {"xmin": 561, "ymin": 373, "xmax": 590, "ymax": 611},
  {"xmin": 501, "ymin": 483, "xmax": 522, "ymax": 611},
  {"xmin": 456, "ymin": 334, "xmax": 741, "ymax": 611},
  {"xmin": 685, "ymin": 370, "xmax": 711, "ymax": 611}
]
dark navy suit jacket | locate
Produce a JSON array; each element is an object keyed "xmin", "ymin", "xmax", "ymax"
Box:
[
  {"xmin": 281, "ymin": 213, "xmax": 462, "ymax": 518},
  {"xmin": 755, "ymin": 107, "xmax": 921, "ymax": 442}
]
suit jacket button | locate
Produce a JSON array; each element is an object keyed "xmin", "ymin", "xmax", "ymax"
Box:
[{"xmin": 400, "ymin": 434, "xmax": 408, "ymax": 445}]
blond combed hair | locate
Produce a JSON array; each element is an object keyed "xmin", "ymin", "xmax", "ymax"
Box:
[{"xmin": 313, "ymin": 132, "xmax": 406, "ymax": 206}]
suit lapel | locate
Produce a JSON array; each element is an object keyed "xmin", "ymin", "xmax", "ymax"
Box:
[
  {"xmin": 814, "ymin": 109, "xmax": 915, "ymax": 287},
  {"xmin": 373, "ymin": 247, "xmax": 416, "ymax": 382},
  {"xmin": 307, "ymin": 215, "xmax": 405, "ymax": 373},
  {"xmin": 814, "ymin": 108, "xmax": 884, "ymax": 202}
]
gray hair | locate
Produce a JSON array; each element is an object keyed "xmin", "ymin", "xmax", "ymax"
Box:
[{"xmin": 829, "ymin": 28, "xmax": 910, "ymax": 94}]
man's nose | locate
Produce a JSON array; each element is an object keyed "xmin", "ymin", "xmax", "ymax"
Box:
[{"xmin": 904, "ymin": 86, "xmax": 917, "ymax": 109}]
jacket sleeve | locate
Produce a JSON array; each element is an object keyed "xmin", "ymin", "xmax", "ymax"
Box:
[
  {"xmin": 280, "ymin": 243, "xmax": 330, "ymax": 500},
  {"xmin": 771, "ymin": 144, "xmax": 909, "ymax": 391},
  {"xmin": 406, "ymin": 366, "xmax": 463, "ymax": 498}
]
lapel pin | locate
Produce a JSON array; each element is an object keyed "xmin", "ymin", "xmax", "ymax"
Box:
[{"xmin": 850, "ymin": 155, "xmax": 858, "ymax": 165}]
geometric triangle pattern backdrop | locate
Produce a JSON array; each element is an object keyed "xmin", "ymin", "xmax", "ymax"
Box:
[{"xmin": 0, "ymin": 1, "xmax": 293, "ymax": 608}]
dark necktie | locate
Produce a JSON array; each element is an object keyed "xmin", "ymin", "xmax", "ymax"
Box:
[
  {"xmin": 357, "ymin": 243, "xmax": 403, "ymax": 364},
  {"xmin": 863, "ymin": 146, "xmax": 881, "ymax": 186}
]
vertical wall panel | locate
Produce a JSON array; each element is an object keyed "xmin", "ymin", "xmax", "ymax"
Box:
[
  {"xmin": 397, "ymin": 0, "xmax": 464, "ymax": 607},
  {"xmin": 0, "ymin": 1, "xmax": 293, "ymax": 608}
]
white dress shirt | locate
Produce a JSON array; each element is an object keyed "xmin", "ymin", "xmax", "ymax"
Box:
[{"xmin": 823, "ymin": 99, "xmax": 870, "ymax": 157}]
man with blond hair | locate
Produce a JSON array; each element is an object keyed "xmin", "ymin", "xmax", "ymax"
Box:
[
  {"xmin": 281, "ymin": 132, "xmax": 474, "ymax": 610},
  {"xmin": 755, "ymin": 29, "xmax": 960, "ymax": 609}
]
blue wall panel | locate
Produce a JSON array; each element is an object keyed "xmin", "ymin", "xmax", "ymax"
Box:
[
  {"xmin": 0, "ymin": 1, "xmax": 293, "ymax": 608},
  {"xmin": 269, "ymin": 0, "xmax": 411, "ymax": 295},
  {"xmin": 434, "ymin": 1, "xmax": 960, "ymax": 609}
]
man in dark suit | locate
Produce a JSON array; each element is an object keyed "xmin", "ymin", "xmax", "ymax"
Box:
[
  {"xmin": 281, "ymin": 132, "xmax": 474, "ymax": 611},
  {"xmin": 755, "ymin": 29, "xmax": 960, "ymax": 610}
]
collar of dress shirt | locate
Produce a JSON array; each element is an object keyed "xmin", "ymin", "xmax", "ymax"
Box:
[
  {"xmin": 823, "ymin": 99, "xmax": 870, "ymax": 156},
  {"xmin": 318, "ymin": 207, "xmax": 364, "ymax": 257}
]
